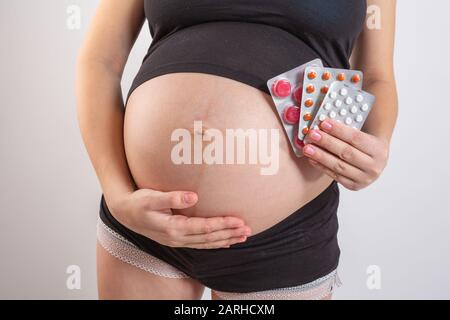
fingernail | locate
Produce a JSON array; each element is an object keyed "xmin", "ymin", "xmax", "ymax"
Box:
[
  {"xmin": 303, "ymin": 145, "xmax": 315, "ymax": 156},
  {"xmin": 239, "ymin": 236, "xmax": 247, "ymax": 243},
  {"xmin": 309, "ymin": 131, "xmax": 322, "ymax": 142},
  {"xmin": 321, "ymin": 121, "xmax": 333, "ymax": 131},
  {"xmin": 183, "ymin": 192, "xmax": 197, "ymax": 203}
]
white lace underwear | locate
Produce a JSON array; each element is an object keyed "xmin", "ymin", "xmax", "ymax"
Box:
[{"xmin": 97, "ymin": 218, "xmax": 341, "ymax": 300}]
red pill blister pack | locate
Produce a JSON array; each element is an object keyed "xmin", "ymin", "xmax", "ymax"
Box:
[
  {"xmin": 266, "ymin": 59, "xmax": 323, "ymax": 156},
  {"xmin": 298, "ymin": 66, "xmax": 363, "ymax": 140},
  {"xmin": 309, "ymin": 82, "xmax": 375, "ymax": 132}
]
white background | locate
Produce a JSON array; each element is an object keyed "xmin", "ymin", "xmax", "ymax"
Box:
[{"xmin": 0, "ymin": 0, "xmax": 449, "ymax": 299}]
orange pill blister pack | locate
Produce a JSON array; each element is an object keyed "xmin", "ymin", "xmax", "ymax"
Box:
[
  {"xmin": 266, "ymin": 59, "xmax": 322, "ymax": 157},
  {"xmin": 298, "ymin": 66, "xmax": 363, "ymax": 140}
]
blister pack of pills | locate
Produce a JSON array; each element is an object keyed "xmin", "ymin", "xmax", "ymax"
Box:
[
  {"xmin": 309, "ymin": 82, "xmax": 375, "ymax": 131},
  {"xmin": 298, "ymin": 66, "xmax": 363, "ymax": 140},
  {"xmin": 266, "ymin": 59, "xmax": 323, "ymax": 156}
]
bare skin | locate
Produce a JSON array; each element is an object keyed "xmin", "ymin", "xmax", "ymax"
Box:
[
  {"xmin": 77, "ymin": 0, "xmax": 397, "ymax": 300},
  {"xmin": 97, "ymin": 242, "xmax": 204, "ymax": 300},
  {"xmin": 123, "ymin": 72, "xmax": 331, "ymax": 235}
]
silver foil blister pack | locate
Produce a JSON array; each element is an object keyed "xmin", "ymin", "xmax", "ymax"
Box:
[{"xmin": 309, "ymin": 82, "xmax": 375, "ymax": 131}]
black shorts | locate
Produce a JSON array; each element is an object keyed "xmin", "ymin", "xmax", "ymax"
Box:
[{"xmin": 98, "ymin": 182, "xmax": 340, "ymax": 294}]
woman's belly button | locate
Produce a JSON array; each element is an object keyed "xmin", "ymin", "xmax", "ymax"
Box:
[{"xmin": 124, "ymin": 73, "xmax": 331, "ymax": 233}]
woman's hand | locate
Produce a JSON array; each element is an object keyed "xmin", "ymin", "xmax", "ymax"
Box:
[
  {"xmin": 302, "ymin": 119, "xmax": 389, "ymax": 191},
  {"xmin": 106, "ymin": 189, "xmax": 252, "ymax": 249}
]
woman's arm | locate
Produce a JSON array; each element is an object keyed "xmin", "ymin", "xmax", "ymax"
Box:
[
  {"xmin": 76, "ymin": 0, "xmax": 250, "ymax": 248},
  {"xmin": 351, "ymin": 0, "xmax": 398, "ymax": 142},
  {"xmin": 302, "ymin": 0, "xmax": 398, "ymax": 191},
  {"xmin": 76, "ymin": 0, "xmax": 144, "ymax": 203}
]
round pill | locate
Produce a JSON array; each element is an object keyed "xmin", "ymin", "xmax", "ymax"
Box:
[
  {"xmin": 324, "ymin": 103, "xmax": 332, "ymax": 110},
  {"xmin": 282, "ymin": 105, "xmax": 300, "ymax": 124},
  {"xmin": 322, "ymin": 71, "xmax": 332, "ymax": 81},
  {"xmin": 294, "ymin": 87, "xmax": 303, "ymax": 103},
  {"xmin": 329, "ymin": 111, "xmax": 337, "ymax": 118},
  {"xmin": 272, "ymin": 79, "xmax": 291, "ymax": 98},
  {"xmin": 294, "ymin": 137, "xmax": 304, "ymax": 149},
  {"xmin": 307, "ymin": 71, "xmax": 317, "ymax": 80},
  {"xmin": 361, "ymin": 104, "xmax": 369, "ymax": 112},
  {"xmin": 340, "ymin": 109, "xmax": 347, "ymax": 116},
  {"xmin": 305, "ymin": 99, "xmax": 314, "ymax": 107},
  {"xmin": 337, "ymin": 73, "xmax": 346, "ymax": 81},
  {"xmin": 303, "ymin": 113, "xmax": 312, "ymax": 121},
  {"xmin": 319, "ymin": 114, "xmax": 327, "ymax": 121},
  {"xmin": 350, "ymin": 105, "xmax": 358, "ymax": 113},
  {"xmin": 321, "ymin": 86, "xmax": 329, "ymax": 94},
  {"xmin": 345, "ymin": 97, "xmax": 353, "ymax": 105},
  {"xmin": 334, "ymin": 100, "xmax": 342, "ymax": 107},
  {"xmin": 330, "ymin": 91, "xmax": 338, "ymax": 99},
  {"xmin": 356, "ymin": 114, "xmax": 363, "ymax": 122},
  {"xmin": 302, "ymin": 127, "xmax": 310, "ymax": 135},
  {"xmin": 356, "ymin": 94, "xmax": 364, "ymax": 103},
  {"xmin": 345, "ymin": 117, "xmax": 353, "ymax": 125},
  {"xmin": 351, "ymin": 74, "xmax": 361, "ymax": 84},
  {"xmin": 340, "ymin": 88, "xmax": 348, "ymax": 96},
  {"xmin": 306, "ymin": 84, "xmax": 315, "ymax": 94}
]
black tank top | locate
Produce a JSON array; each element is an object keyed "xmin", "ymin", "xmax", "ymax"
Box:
[{"xmin": 129, "ymin": 0, "xmax": 367, "ymax": 99}]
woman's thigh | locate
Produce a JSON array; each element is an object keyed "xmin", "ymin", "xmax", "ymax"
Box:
[{"xmin": 96, "ymin": 241, "xmax": 205, "ymax": 300}]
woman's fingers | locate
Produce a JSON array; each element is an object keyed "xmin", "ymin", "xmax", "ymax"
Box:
[
  {"xmin": 303, "ymin": 143, "xmax": 365, "ymax": 182},
  {"xmin": 305, "ymin": 129, "xmax": 372, "ymax": 170},
  {"xmin": 302, "ymin": 120, "xmax": 390, "ymax": 191},
  {"xmin": 185, "ymin": 236, "xmax": 248, "ymax": 249},
  {"xmin": 182, "ymin": 226, "xmax": 252, "ymax": 245},
  {"xmin": 145, "ymin": 190, "xmax": 199, "ymax": 210},
  {"xmin": 138, "ymin": 189, "xmax": 251, "ymax": 248},
  {"xmin": 148, "ymin": 213, "xmax": 249, "ymax": 242},
  {"xmin": 160, "ymin": 217, "xmax": 251, "ymax": 248},
  {"xmin": 319, "ymin": 119, "xmax": 379, "ymax": 157},
  {"xmin": 173, "ymin": 215, "xmax": 247, "ymax": 235},
  {"xmin": 308, "ymin": 159, "xmax": 361, "ymax": 191}
]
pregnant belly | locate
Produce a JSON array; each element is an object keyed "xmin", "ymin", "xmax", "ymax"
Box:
[{"xmin": 124, "ymin": 73, "xmax": 332, "ymax": 234}]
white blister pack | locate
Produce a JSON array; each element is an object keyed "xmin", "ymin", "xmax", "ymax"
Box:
[
  {"xmin": 266, "ymin": 59, "xmax": 323, "ymax": 157},
  {"xmin": 298, "ymin": 66, "xmax": 363, "ymax": 140},
  {"xmin": 309, "ymin": 82, "xmax": 375, "ymax": 131}
]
